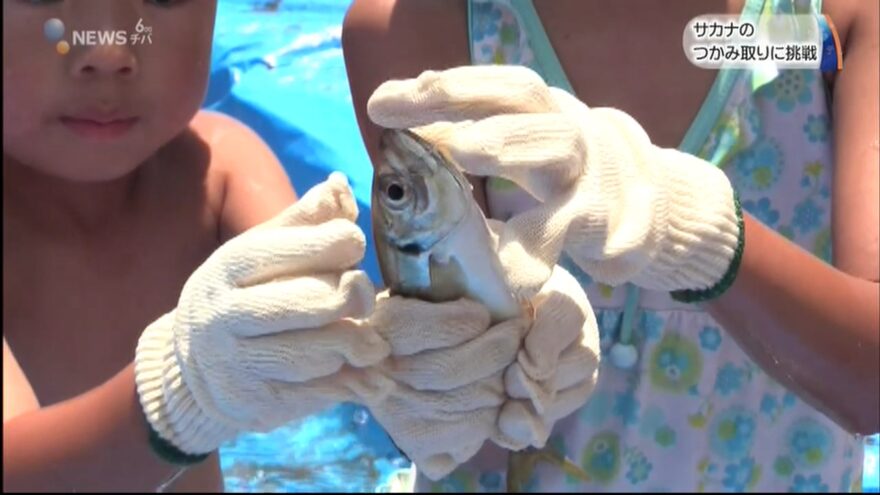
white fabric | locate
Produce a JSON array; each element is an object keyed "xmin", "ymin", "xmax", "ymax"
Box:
[
  {"xmin": 134, "ymin": 173, "xmax": 394, "ymax": 455},
  {"xmin": 363, "ymin": 293, "xmax": 527, "ymax": 481},
  {"xmin": 368, "ymin": 65, "xmax": 741, "ymax": 297},
  {"xmin": 495, "ymin": 264, "xmax": 601, "ymax": 452},
  {"xmin": 363, "ymin": 263, "xmax": 601, "ymax": 481}
]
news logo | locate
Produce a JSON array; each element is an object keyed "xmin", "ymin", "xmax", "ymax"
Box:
[{"xmin": 43, "ymin": 17, "xmax": 153, "ymax": 55}]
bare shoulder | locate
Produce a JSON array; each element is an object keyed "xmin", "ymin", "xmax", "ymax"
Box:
[
  {"xmin": 342, "ymin": 0, "xmax": 470, "ymax": 89},
  {"xmin": 342, "ymin": 0, "xmax": 470, "ymax": 158},
  {"xmin": 822, "ymin": 0, "xmax": 876, "ymax": 47},
  {"xmin": 188, "ymin": 109, "xmax": 297, "ymax": 240},
  {"xmin": 343, "ymin": 0, "xmax": 468, "ymax": 50},
  {"xmin": 823, "ymin": 0, "xmax": 879, "ymax": 280},
  {"xmin": 3, "ymin": 337, "xmax": 40, "ymax": 422},
  {"xmin": 189, "ymin": 110, "xmax": 282, "ymax": 175}
]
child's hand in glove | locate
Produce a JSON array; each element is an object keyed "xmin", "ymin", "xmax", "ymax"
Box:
[
  {"xmin": 362, "ymin": 263, "xmax": 600, "ymax": 480},
  {"xmin": 368, "ymin": 65, "xmax": 743, "ymax": 301},
  {"xmin": 134, "ymin": 173, "xmax": 394, "ymax": 460},
  {"xmin": 361, "ymin": 293, "xmax": 527, "ymax": 481}
]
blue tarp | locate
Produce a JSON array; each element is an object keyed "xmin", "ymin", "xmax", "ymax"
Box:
[{"xmin": 205, "ymin": 0, "xmax": 380, "ymax": 284}]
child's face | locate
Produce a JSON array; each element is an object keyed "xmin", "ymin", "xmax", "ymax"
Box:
[{"xmin": 3, "ymin": 0, "xmax": 218, "ymax": 182}]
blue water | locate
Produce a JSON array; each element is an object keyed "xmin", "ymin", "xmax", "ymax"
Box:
[{"xmin": 206, "ymin": 0, "xmax": 879, "ymax": 492}]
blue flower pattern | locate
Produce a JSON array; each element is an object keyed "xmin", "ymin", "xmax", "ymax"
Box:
[
  {"xmin": 642, "ymin": 312, "xmax": 664, "ymax": 342},
  {"xmin": 715, "ymin": 363, "xmax": 746, "ymax": 396},
  {"xmin": 760, "ymin": 70, "xmax": 816, "ymax": 112},
  {"xmin": 787, "ymin": 419, "xmax": 834, "ymax": 469},
  {"xmin": 803, "ymin": 114, "xmax": 829, "ymax": 143},
  {"xmin": 742, "ymin": 197, "xmax": 780, "ymax": 227},
  {"xmin": 471, "ymin": 2, "xmax": 502, "ymax": 42},
  {"xmin": 730, "ymin": 136, "xmax": 784, "ymax": 191},
  {"xmin": 710, "ymin": 408, "xmax": 757, "ymax": 460},
  {"xmin": 613, "ymin": 391, "xmax": 640, "ymax": 426},
  {"xmin": 792, "ymin": 198, "xmax": 824, "ymax": 234},
  {"xmin": 760, "ymin": 394, "xmax": 779, "ymax": 420},
  {"xmin": 723, "ymin": 457, "xmax": 756, "ymax": 492},
  {"xmin": 791, "ymin": 473, "xmax": 829, "ymax": 492},
  {"xmin": 626, "ymin": 454, "xmax": 653, "ymax": 484},
  {"xmin": 699, "ymin": 326, "xmax": 722, "ymax": 351}
]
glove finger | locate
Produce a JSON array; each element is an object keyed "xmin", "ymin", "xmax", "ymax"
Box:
[
  {"xmin": 237, "ymin": 319, "xmax": 391, "ymax": 382},
  {"xmin": 542, "ymin": 376, "xmax": 598, "ymax": 425},
  {"xmin": 437, "ymin": 114, "xmax": 584, "ymax": 202},
  {"xmin": 226, "ymin": 270, "xmax": 376, "ymax": 337},
  {"xmin": 504, "ymin": 363, "xmax": 554, "ymax": 415},
  {"xmin": 367, "ymin": 65, "xmax": 559, "ymax": 129},
  {"xmin": 268, "ymin": 366, "xmax": 396, "ymax": 421},
  {"xmin": 380, "ymin": 408, "xmax": 497, "ymax": 468},
  {"xmin": 517, "ymin": 265, "xmax": 594, "ymax": 382},
  {"xmin": 256, "ymin": 172, "xmax": 358, "ymax": 230},
  {"xmin": 222, "ymin": 218, "xmax": 367, "ymax": 287},
  {"xmin": 505, "ymin": 342, "xmax": 601, "ymax": 416},
  {"xmin": 369, "ymin": 370, "xmax": 506, "ymax": 419},
  {"xmin": 498, "ymin": 375, "xmax": 598, "ymax": 449},
  {"xmin": 496, "ymin": 399, "xmax": 549, "ymax": 449},
  {"xmin": 493, "ymin": 195, "xmax": 579, "ymax": 299},
  {"xmin": 509, "ymin": 343, "xmax": 601, "ymax": 400},
  {"xmin": 416, "ymin": 440, "xmax": 487, "ymax": 481},
  {"xmin": 386, "ymin": 316, "xmax": 526, "ymax": 391},
  {"xmin": 370, "ymin": 293, "xmax": 492, "ymax": 355},
  {"xmin": 558, "ymin": 342, "xmax": 601, "ymax": 391}
]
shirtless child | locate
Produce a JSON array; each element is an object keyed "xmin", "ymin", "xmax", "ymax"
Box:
[{"xmin": 3, "ymin": 1, "xmax": 389, "ymax": 491}]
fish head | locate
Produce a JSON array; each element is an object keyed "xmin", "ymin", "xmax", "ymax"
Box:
[{"xmin": 372, "ymin": 128, "xmax": 472, "ymax": 255}]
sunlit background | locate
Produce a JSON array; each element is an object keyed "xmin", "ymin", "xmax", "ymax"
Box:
[{"xmin": 207, "ymin": 0, "xmax": 878, "ymax": 492}]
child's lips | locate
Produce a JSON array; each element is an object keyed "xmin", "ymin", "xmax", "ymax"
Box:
[{"xmin": 60, "ymin": 115, "xmax": 139, "ymax": 140}]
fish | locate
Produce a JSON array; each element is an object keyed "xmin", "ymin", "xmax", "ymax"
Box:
[
  {"xmin": 371, "ymin": 128, "xmax": 523, "ymax": 324},
  {"xmin": 371, "ymin": 128, "xmax": 590, "ymax": 491}
]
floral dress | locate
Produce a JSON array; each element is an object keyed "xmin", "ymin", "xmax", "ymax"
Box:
[{"xmin": 410, "ymin": 0, "xmax": 867, "ymax": 492}]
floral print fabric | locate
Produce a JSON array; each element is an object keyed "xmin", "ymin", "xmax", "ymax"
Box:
[{"xmin": 412, "ymin": 0, "xmax": 865, "ymax": 492}]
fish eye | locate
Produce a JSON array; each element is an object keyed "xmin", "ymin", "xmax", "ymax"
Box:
[{"xmin": 386, "ymin": 183, "xmax": 405, "ymax": 202}]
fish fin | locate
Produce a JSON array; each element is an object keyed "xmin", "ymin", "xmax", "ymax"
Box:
[
  {"xmin": 538, "ymin": 449, "xmax": 591, "ymax": 482},
  {"xmin": 506, "ymin": 449, "xmax": 539, "ymax": 493},
  {"xmin": 426, "ymin": 254, "xmax": 470, "ymax": 302},
  {"xmin": 520, "ymin": 297, "xmax": 537, "ymax": 323},
  {"xmin": 394, "ymin": 252, "xmax": 433, "ymax": 297},
  {"xmin": 507, "ymin": 446, "xmax": 591, "ymax": 491}
]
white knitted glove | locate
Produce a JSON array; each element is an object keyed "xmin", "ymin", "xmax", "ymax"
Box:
[
  {"xmin": 368, "ymin": 65, "xmax": 742, "ymax": 298},
  {"xmin": 361, "ymin": 293, "xmax": 528, "ymax": 481},
  {"xmin": 494, "ymin": 262, "xmax": 601, "ymax": 451},
  {"xmin": 134, "ymin": 173, "xmax": 393, "ymax": 458},
  {"xmin": 361, "ymin": 262, "xmax": 600, "ymax": 480}
]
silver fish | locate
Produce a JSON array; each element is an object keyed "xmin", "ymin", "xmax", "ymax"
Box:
[
  {"xmin": 371, "ymin": 128, "xmax": 522, "ymax": 323},
  {"xmin": 371, "ymin": 128, "xmax": 591, "ymax": 491}
]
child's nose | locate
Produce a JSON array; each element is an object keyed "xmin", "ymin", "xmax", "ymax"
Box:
[{"xmin": 71, "ymin": 45, "xmax": 139, "ymax": 79}]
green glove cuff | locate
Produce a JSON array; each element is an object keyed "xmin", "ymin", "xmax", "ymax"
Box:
[
  {"xmin": 670, "ymin": 193, "xmax": 745, "ymax": 304},
  {"xmin": 144, "ymin": 414, "xmax": 211, "ymax": 466}
]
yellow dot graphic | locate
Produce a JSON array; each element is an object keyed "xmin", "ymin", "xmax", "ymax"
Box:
[{"xmin": 56, "ymin": 41, "xmax": 70, "ymax": 55}]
